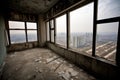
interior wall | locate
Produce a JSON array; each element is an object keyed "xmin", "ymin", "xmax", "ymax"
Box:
[
  {"xmin": 7, "ymin": 42, "xmax": 38, "ymax": 52},
  {"xmin": 6, "ymin": 12, "xmax": 39, "ymax": 52},
  {"xmin": 8, "ymin": 12, "xmax": 37, "ymax": 22},
  {"xmin": 0, "ymin": 14, "xmax": 6, "ymax": 67}
]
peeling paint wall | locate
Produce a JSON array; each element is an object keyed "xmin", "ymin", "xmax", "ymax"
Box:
[
  {"xmin": 8, "ymin": 12, "xmax": 38, "ymax": 22},
  {"xmin": 0, "ymin": 15, "xmax": 6, "ymax": 67},
  {"xmin": 45, "ymin": 0, "xmax": 93, "ymax": 20}
]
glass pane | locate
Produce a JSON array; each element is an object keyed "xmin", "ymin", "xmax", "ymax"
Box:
[
  {"xmin": 96, "ymin": 22, "xmax": 118, "ymax": 62},
  {"xmin": 98, "ymin": 0, "xmax": 120, "ymax": 20},
  {"xmin": 47, "ymin": 22, "xmax": 50, "ymax": 41},
  {"xmin": 50, "ymin": 20, "xmax": 54, "ymax": 28},
  {"xmin": 70, "ymin": 3, "xmax": 93, "ymax": 55},
  {"xmin": 56, "ymin": 14, "xmax": 67, "ymax": 47},
  {"xmin": 51, "ymin": 30, "xmax": 54, "ymax": 42},
  {"xmin": 27, "ymin": 30, "xmax": 37, "ymax": 42},
  {"xmin": 10, "ymin": 30, "xmax": 26, "ymax": 43},
  {"xmin": 27, "ymin": 22, "xmax": 37, "ymax": 29},
  {"xmin": 9, "ymin": 21, "xmax": 25, "ymax": 29}
]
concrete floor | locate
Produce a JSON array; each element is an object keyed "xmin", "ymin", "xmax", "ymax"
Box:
[{"xmin": 1, "ymin": 48, "xmax": 99, "ymax": 80}]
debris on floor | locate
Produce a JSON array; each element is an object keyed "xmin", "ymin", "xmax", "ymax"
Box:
[{"xmin": 1, "ymin": 48, "xmax": 98, "ymax": 80}]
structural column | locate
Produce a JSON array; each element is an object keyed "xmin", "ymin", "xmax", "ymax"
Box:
[{"xmin": 38, "ymin": 15, "xmax": 46, "ymax": 47}]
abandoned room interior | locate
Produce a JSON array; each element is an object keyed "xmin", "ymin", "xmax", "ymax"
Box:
[{"xmin": 0, "ymin": 0, "xmax": 120, "ymax": 80}]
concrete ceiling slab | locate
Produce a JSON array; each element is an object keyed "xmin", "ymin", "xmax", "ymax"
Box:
[{"xmin": 8, "ymin": 0, "xmax": 59, "ymax": 14}]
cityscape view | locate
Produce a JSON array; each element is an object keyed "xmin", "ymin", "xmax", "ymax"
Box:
[
  {"xmin": 56, "ymin": 32, "xmax": 117, "ymax": 62},
  {"xmin": 10, "ymin": 32, "xmax": 37, "ymax": 43}
]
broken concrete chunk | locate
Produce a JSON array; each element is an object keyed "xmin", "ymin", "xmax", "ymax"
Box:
[
  {"xmin": 68, "ymin": 68, "xmax": 78, "ymax": 77},
  {"xmin": 35, "ymin": 59, "xmax": 40, "ymax": 62},
  {"xmin": 34, "ymin": 57, "xmax": 42, "ymax": 63},
  {"xmin": 46, "ymin": 56, "xmax": 58, "ymax": 63},
  {"xmin": 38, "ymin": 70, "xmax": 42, "ymax": 73},
  {"xmin": 58, "ymin": 71, "xmax": 71, "ymax": 80}
]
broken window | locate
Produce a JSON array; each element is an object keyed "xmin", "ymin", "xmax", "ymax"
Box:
[
  {"xmin": 56, "ymin": 14, "xmax": 67, "ymax": 47},
  {"xmin": 70, "ymin": 3, "xmax": 93, "ymax": 54}
]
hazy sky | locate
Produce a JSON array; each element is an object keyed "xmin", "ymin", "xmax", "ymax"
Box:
[
  {"xmin": 98, "ymin": 0, "xmax": 120, "ymax": 19},
  {"xmin": 70, "ymin": 2, "xmax": 93, "ymax": 33},
  {"xmin": 56, "ymin": 14, "xmax": 67, "ymax": 33}
]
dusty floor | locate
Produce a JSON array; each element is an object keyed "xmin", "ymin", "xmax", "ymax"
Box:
[{"xmin": 1, "ymin": 48, "xmax": 100, "ymax": 80}]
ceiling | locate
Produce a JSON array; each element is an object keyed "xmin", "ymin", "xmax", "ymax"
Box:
[{"xmin": 7, "ymin": 0, "xmax": 59, "ymax": 14}]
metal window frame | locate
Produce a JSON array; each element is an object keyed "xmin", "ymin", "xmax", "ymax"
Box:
[
  {"xmin": 67, "ymin": 12, "xmax": 70, "ymax": 49},
  {"xmin": 93, "ymin": 0, "xmax": 120, "ymax": 65},
  {"xmin": 55, "ymin": 14, "xmax": 67, "ymax": 47},
  {"xmin": 8, "ymin": 21, "xmax": 38, "ymax": 44},
  {"xmin": 116, "ymin": 19, "xmax": 120, "ymax": 66},
  {"xmin": 45, "ymin": 0, "xmax": 120, "ymax": 66},
  {"xmin": 49, "ymin": 19, "xmax": 55, "ymax": 43},
  {"xmin": 26, "ymin": 22, "xmax": 38, "ymax": 42}
]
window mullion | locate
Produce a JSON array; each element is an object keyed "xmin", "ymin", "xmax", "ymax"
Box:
[
  {"xmin": 49, "ymin": 21, "xmax": 51, "ymax": 42},
  {"xmin": 92, "ymin": 0, "xmax": 98, "ymax": 56},
  {"xmin": 6, "ymin": 20, "xmax": 11, "ymax": 45},
  {"xmin": 67, "ymin": 12, "xmax": 70, "ymax": 49},
  {"xmin": 116, "ymin": 20, "xmax": 120, "ymax": 66},
  {"xmin": 54, "ymin": 19, "xmax": 56, "ymax": 43},
  {"xmin": 25, "ymin": 22, "xmax": 28, "ymax": 42}
]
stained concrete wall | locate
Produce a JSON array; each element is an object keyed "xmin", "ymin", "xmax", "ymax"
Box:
[
  {"xmin": 8, "ymin": 12, "xmax": 37, "ymax": 22},
  {"xmin": 38, "ymin": 15, "xmax": 46, "ymax": 47},
  {"xmin": 47, "ymin": 42, "xmax": 120, "ymax": 80},
  {"xmin": 6, "ymin": 12, "xmax": 39, "ymax": 52},
  {"xmin": 0, "ymin": 15, "xmax": 6, "ymax": 67},
  {"xmin": 7, "ymin": 42, "xmax": 38, "ymax": 52},
  {"xmin": 45, "ymin": 0, "xmax": 93, "ymax": 20},
  {"xmin": 6, "ymin": 14, "xmax": 47, "ymax": 51}
]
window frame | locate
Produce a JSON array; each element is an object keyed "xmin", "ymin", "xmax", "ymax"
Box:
[
  {"xmin": 93, "ymin": 0, "xmax": 120, "ymax": 65},
  {"xmin": 26, "ymin": 22, "xmax": 38, "ymax": 42},
  {"xmin": 55, "ymin": 14, "xmax": 67, "ymax": 48},
  {"xmin": 8, "ymin": 21, "xmax": 38, "ymax": 44},
  {"xmin": 48, "ymin": 19, "xmax": 55, "ymax": 43},
  {"xmin": 45, "ymin": 0, "xmax": 120, "ymax": 65}
]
